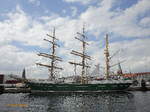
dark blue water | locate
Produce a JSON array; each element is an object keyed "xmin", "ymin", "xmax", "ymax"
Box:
[{"xmin": 0, "ymin": 91, "xmax": 150, "ymax": 112}]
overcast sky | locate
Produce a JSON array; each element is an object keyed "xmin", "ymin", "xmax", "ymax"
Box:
[{"xmin": 0, "ymin": 0, "xmax": 150, "ymax": 79}]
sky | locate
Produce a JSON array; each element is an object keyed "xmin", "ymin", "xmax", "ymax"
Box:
[{"xmin": 0, "ymin": 0, "xmax": 150, "ymax": 79}]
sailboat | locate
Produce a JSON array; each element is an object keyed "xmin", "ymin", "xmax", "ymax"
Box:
[{"xmin": 26, "ymin": 27, "xmax": 132, "ymax": 92}]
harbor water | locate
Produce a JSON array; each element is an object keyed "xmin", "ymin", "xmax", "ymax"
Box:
[{"xmin": 0, "ymin": 91, "xmax": 150, "ymax": 112}]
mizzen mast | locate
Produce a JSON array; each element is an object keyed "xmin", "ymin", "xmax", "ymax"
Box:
[
  {"xmin": 69, "ymin": 26, "xmax": 91, "ymax": 84},
  {"xmin": 104, "ymin": 34, "xmax": 110, "ymax": 79},
  {"xmin": 36, "ymin": 28, "xmax": 63, "ymax": 81}
]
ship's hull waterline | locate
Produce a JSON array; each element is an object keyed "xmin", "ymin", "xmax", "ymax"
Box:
[{"xmin": 26, "ymin": 82, "xmax": 131, "ymax": 92}]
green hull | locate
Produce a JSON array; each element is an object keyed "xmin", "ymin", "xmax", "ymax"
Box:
[{"xmin": 26, "ymin": 82, "xmax": 131, "ymax": 92}]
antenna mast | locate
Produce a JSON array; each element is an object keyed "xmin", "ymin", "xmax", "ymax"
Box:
[
  {"xmin": 36, "ymin": 28, "xmax": 63, "ymax": 81},
  {"xmin": 69, "ymin": 25, "xmax": 91, "ymax": 84}
]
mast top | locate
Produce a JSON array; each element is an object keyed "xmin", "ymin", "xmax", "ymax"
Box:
[
  {"xmin": 106, "ymin": 34, "xmax": 109, "ymax": 48},
  {"xmin": 83, "ymin": 24, "xmax": 85, "ymax": 34},
  {"xmin": 46, "ymin": 27, "xmax": 59, "ymax": 41},
  {"xmin": 53, "ymin": 27, "xmax": 55, "ymax": 37}
]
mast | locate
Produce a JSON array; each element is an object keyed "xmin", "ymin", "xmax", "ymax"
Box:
[
  {"xmin": 36, "ymin": 28, "xmax": 63, "ymax": 81},
  {"xmin": 22, "ymin": 68, "xmax": 26, "ymax": 79},
  {"xmin": 117, "ymin": 62, "xmax": 123, "ymax": 75},
  {"xmin": 104, "ymin": 34, "xmax": 110, "ymax": 79},
  {"xmin": 69, "ymin": 25, "xmax": 91, "ymax": 84},
  {"xmin": 104, "ymin": 35, "xmax": 125, "ymax": 79}
]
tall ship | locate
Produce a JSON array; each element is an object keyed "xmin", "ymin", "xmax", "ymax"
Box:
[{"xmin": 26, "ymin": 27, "xmax": 132, "ymax": 92}]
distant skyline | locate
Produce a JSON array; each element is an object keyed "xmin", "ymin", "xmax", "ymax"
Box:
[{"xmin": 0, "ymin": 0, "xmax": 150, "ymax": 78}]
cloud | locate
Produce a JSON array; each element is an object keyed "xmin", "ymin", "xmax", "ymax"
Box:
[
  {"xmin": 0, "ymin": 5, "xmax": 52, "ymax": 48},
  {"xmin": 0, "ymin": 45, "xmax": 37, "ymax": 74},
  {"xmin": 140, "ymin": 17, "xmax": 150, "ymax": 28},
  {"xmin": 111, "ymin": 0, "xmax": 150, "ymax": 37},
  {"xmin": 28, "ymin": 0, "xmax": 40, "ymax": 6},
  {"xmin": 62, "ymin": 9, "xmax": 67, "ymax": 14},
  {"xmin": 80, "ymin": 0, "xmax": 150, "ymax": 38},
  {"xmin": 71, "ymin": 6, "xmax": 78, "ymax": 17},
  {"xmin": 109, "ymin": 38, "xmax": 150, "ymax": 73},
  {"xmin": 64, "ymin": 0, "xmax": 94, "ymax": 5}
]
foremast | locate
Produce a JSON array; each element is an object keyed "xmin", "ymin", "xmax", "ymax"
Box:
[
  {"xmin": 69, "ymin": 26, "xmax": 91, "ymax": 84},
  {"xmin": 36, "ymin": 28, "xmax": 63, "ymax": 81}
]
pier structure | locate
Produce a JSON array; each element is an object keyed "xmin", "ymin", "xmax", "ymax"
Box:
[{"xmin": 123, "ymin": 72, "xmax": 150, "ymax": 86}]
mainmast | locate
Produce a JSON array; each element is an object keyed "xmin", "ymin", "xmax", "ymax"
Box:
[
  {"xmin": 36, "ymin": 28, "xmax": 63, "ymax": 81},
  {"xmin": 69, "ymin": 25, "xmax": 91, "ymax": 84},
  {"xmin": 104, "ymin": 34, "xmax": 110, "ymax": 79}
]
